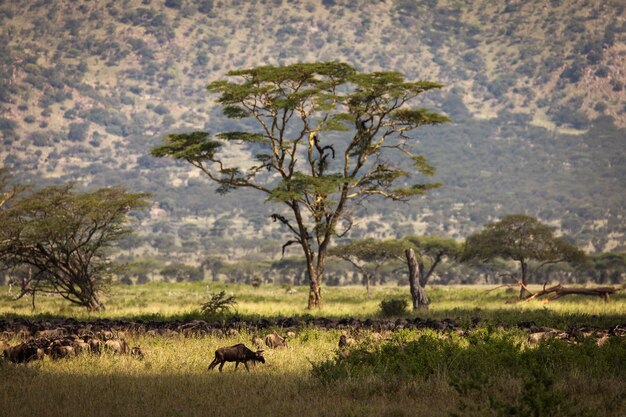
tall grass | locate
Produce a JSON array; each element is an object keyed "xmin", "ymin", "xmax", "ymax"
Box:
[
  {"xmin": 2, "ymin": 328, "xmax": 626, "ymax": 417},
  {"xmin": 2, "ymin": 329, "xmax": 455, "ymax": 417},
  {"xmin": 1, "ymin": 283, "xmax": 626, "ymax": 417}
]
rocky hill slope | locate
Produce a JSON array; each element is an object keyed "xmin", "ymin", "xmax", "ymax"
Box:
[{"xmin": 1, "ymin": 0, "xmax": 624, "ymax": 256}]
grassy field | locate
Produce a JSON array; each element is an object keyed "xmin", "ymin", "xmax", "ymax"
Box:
[
  {"xmin": 1, "ymin": 283, "xmax": 626, "ymax": 417},
  {"xmin": 1, "ymin": 282, "xmax": 625, "ymax": 327}
]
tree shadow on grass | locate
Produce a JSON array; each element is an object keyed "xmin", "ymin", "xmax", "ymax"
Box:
[{"xmin": 0, "ymin": 366, "xmax": 453, "ymax": 417}]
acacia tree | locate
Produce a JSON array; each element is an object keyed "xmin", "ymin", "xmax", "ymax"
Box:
[
  {"xmin": 329, "ymin": 238, "xmax": 410, "ymax": 296},
  {"xmin": 0, "ymin": 168, "xmax": 23, "ymax": 209},
  {"xmin": 152, "ymin": 62, "xmax": 449, "ymax": 308},
  {"xmin": 461, "ymin": 214, "xmax": 587, "ymax": 299},
  {"xmin": 0, "ymin": 185, "xmax": 149, "ymax": 310},
  {"xmin": 406, "ymin": 236, "xmax": 461, "ymax": 287},
  {"xmin": 330, "ymin": 236, "xmax": 459, "ymax": 308},
  {"xmin": 404, "ymin": 235, "xmax": 461, "ymax": 309},
  {"xmin": 586, "ymin": 252, "xmax": 626, "ymax": 284}
]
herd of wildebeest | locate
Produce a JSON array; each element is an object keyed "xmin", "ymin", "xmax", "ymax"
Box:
[{"xmin": 2, "ymin": 316, "xmax": 625, "ymax": 370}]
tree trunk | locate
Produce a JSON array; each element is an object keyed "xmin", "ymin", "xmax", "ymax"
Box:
[
  {"xmin": 89, "ymin": 295, "xmax": 105, "ymax": 311},
  {"xmin": 519, "ymin": 260, "xmax": 528, "ymax": 300},
  {"xmin": 308, "ymin": 274, "xmax": 322, "ymax": 309},
  {"xmin": 365, "ymin": 273, "xmax": 371, "ymax": 298},
  {"xmin": 304, "ymin": 253, "xmax": 323, "ymax": 309},
  {"xmin": 406, "ymin": 248, "xmax": 429, "ymax": 310}
]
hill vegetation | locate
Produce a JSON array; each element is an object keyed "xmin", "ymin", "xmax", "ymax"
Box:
[{"xmin": 0, "ymin": 0, "xmax": 625, "ymax": 262}]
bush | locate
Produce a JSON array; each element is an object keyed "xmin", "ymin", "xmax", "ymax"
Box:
[
  {"xmin": 251, "ymin": 275, "xmax": 262, "ymax": 288},
  {"xmin": 153, "ymin": 103, "xmax": 170, "ymax": 115},
  {"xmin": 30, "ymin": 132, "xmax": 50, "ymax": 147},
  {"xmin": 312, "ymin": 329, "xmax": 626, "ymax": 385},
  {"xmin": 68, "ymin": 122, "xmax": 89, "ymax": 142},
  {"xmin": 164, "ymin": 0, "xmax": 181, "ymax": 9},
  {"xmin": 200, "ymin": 291, "xmax": 237, "ymax": 318},
  {"xmin": 379, "ymin": 297, "xmax": 408, "ymax": 317}
]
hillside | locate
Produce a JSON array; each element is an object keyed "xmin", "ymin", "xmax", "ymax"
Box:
[{"xmin": 1, "ymin": 0, "xmax": 625, "ymax": 259}]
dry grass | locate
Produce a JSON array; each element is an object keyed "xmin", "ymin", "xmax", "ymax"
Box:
[
  {"xmin": 0, "ymin": 330, "xmax": 459, "ymax": 417},
  {"xmin": 1, "ymin": 283, "xmax": 626, "ymax": 417},
  {"xmin": 2, "ymin": 327, "xmax": 626, "ymax": 417}
]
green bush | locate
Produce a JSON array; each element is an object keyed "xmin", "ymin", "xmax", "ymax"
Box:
[
  {"xmin": 315, "ymin": 329, "xmax": 626, "ymax": 380},
  {"xmin": 312, "ymin": 328, "xmax": 626, "ymax": 411},
  {"xmin": 250, "ymin": 275, "xmax": 262, "ymax": 288},
  {"xmin": 379, "ymin": 297, "xmax": 408, "ymax": 317},
  {"xmin": 200, "ymin": 291, "xmax": 237, "ymax": 319}
]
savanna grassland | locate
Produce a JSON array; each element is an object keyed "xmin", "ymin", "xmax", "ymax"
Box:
[{"xmin": 1, "ymin": 284, "xmax": 626, "ymax": 417}]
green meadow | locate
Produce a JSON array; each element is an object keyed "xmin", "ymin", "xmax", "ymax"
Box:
[
  {"xmin": 1, "ymin": 283, "xmax": 625, "ymax": 417},
  {"xmin": 1, "ymin": 282, "xmax": 625, "ymax": 327}
]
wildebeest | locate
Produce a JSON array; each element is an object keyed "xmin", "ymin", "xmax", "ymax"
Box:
[
  {"xmin": 104, "ymin": 339, "xmax": 128, "ymax": 355},
  {"xmin": 208, "ymin": 344, "xmax": 265, "ymax": 372},
  {"xmin": 48, "ymin": 344, "xmax": 75, "ymax": 360},
  {"xmin": 4, "ymin": 342, "xmax": 44, "ymax": 363},
  {"xmin": 338, "ymin": 334, "xmax": 355, "ymax": 349},
  {"xmin": 251, "ymin": 335, "xmax": 263, "ymax": 348},
  {"xmin": 87, "ymin": 337, "xmax": 104, "ymax": 354},
  {"xmin": 72, "ymin": 339, "xmax": 91, "ymax": 355},
  {"xmin": 130, "ymin": 346, "xmax": 145, "ymax": 359},
  {"xmin": 265, "ymin": 333, "xmax": 287, "ymax": 349}
]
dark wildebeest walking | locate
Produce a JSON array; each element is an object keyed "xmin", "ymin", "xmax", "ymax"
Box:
[{"xmin": 208, "ymin": 344, "xmax": 265, "ymax": 372}]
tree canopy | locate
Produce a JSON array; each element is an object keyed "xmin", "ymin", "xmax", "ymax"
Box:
[
  {"xmin": 329, "ymin": 238, "xmax": 410, "ymax": 295},
  {"xmin": 152, "ymin": 61, "xmax": 449, "ymax": 308},
  {"xmin": 0, "ymin": 184, "xmax": 149, "ymax": 310},
  {"xmin": 405, "ymin": 235, "xmax": 461, "ymax": 287},
  {"xmin": 461, "ymin": 214, "xmax": 587, "ymax": 298}
]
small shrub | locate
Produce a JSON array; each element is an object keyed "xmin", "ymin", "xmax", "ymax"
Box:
[
  {"xmin": 153, "ymin": 103, "xmax": 170, "ymax": 115},
  {"xmin": 250, "ymin": 275, "xmax": 262, "ymax": 288},
  {"xmin": 379, "ymin": 297, "xmax": 408, "ymax": 317},
  {"xmin": 119, "ymin": 276, "xmax": 133, "ymax": 285},
  {"xmin": 200, "ymin": 291, "xmax": 237, "ymax": 318}
]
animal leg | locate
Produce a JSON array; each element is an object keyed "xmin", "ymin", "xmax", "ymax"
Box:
[
  {"xmin": 208, "ymin": 358, "xmax": 219, "ymax": 370},
  {"xmin": 244, "ymin": 361, "xmax": 250, "ymax": 372},
  {"xmin": 218, "ymin": 361, "xmax": 225, "ymax": 372}
]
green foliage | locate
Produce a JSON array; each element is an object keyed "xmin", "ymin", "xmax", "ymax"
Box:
[
  {"xmin": 199, "ymin": 290, "xmax": 237, "ymax": 318},
  {"xmin": 153, "ymin": 61, "xmax": 448, "ymax": 307},
  {"xmin": 462, "ymin": 215, "xmax": 587, "ymax": 289},
  {"xmin": 250, "ymin": 275, "xmax": 263, "ymax": 288},
  {"xmin": 67, "ymin": 122, "xmax": 89, "ymax": 142},
  {"xmin": 330, "ymin": 238, "xmax": 409, "ymax": 261},
  {"xmin": 379, "ymin": 297, "xmax": 408, "ymax": 317},
  {"xmin": 312, "ymin": 328, "xmax": 626, "ymax": 386},
  {"xmin": 0, "ymin": 184, "xmax": 149, "ymax": 310},
  {"xmin": 151, "ymin": 131, "xmax": 220, "ymax": 162},
  {"xmin": 160, "ymin": 263, "xmax": 203, "ymax": 282},
  {"xmin": 153, "ymin": 103, "xmax": 170, "ymax": 115}
]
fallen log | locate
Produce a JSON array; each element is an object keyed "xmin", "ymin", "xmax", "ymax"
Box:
[
  {"xmin": 508, "ymin": 282, "xmax": 621, "ymax": 303},
  {"xmin": 539, "ymin": 285, "xmax": 619, "ymax": 302}
]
